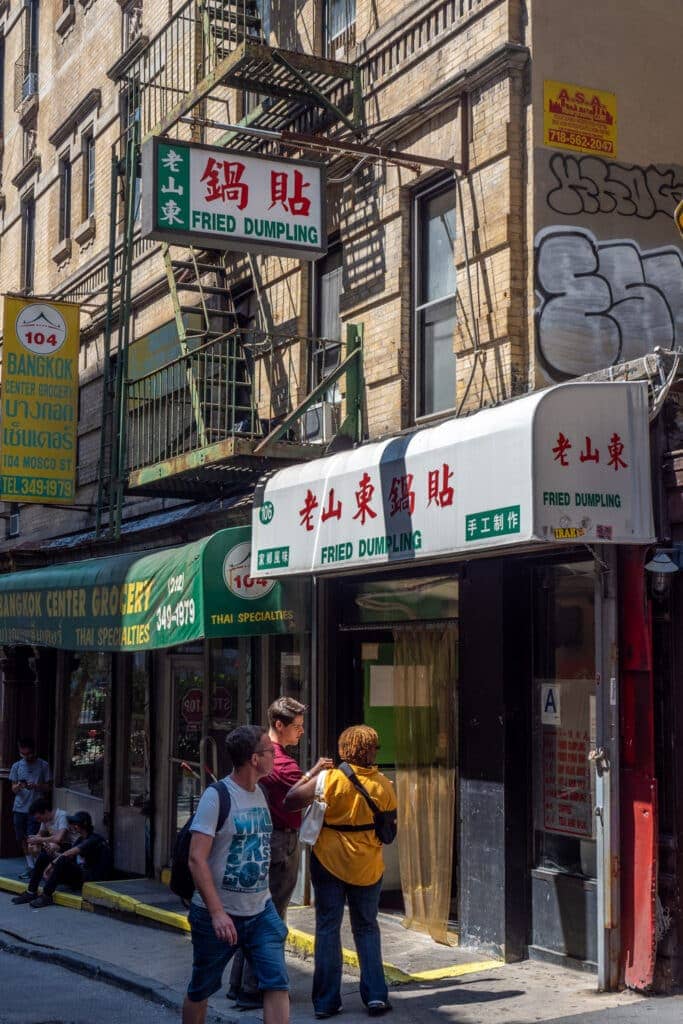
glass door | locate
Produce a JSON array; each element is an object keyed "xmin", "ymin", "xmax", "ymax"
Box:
[
  {"xmin": 531, "ymin": 561, "xmax": 598, "ymax": 962},
  {"xmin": 169, "ymin": 657, "xmax": 206, "ymax": 839}
]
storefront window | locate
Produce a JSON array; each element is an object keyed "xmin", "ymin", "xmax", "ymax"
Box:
[
  {"xmin": 125, "ymin": 653, "xmax": 151, "ymax": 809},
  {"xmin": 533, "ymin": 562, "xmax": 596, "ymax": 877},
  {"xmin": 62, "ymin": 652, "xmax": 111, "ymax": 798}
]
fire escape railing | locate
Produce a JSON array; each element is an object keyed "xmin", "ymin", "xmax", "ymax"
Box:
[{"xmin": 126, "ymin": 327, "xmax": 362, "ymax": 473}]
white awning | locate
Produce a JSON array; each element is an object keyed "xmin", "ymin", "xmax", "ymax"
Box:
[{"xmin": 251, "ymin": 382, "xmax": 655, "ymax": 577}]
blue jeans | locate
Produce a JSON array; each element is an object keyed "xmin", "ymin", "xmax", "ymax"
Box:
[
  {"xmin": 310, "ymin": 852, "xmax": 388, "ymax": 1014},
  {"xmin": 187, "ymin": 900, "xmax": 288, "ymax": 1003}
]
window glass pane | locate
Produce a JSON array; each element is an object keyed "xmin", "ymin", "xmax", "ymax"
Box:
[
  {"xmin": 126, "ymin": 653, "xmax": 150, "ymax": 808},
  {"xmin": 419, "ymin": 299, "xmax": 456, "ymax": 415},
  {"xmin": 63, "ymin": 652, "xmax": 111, "ymax": 797},
  {"xmin": 421, "ymin": 189, "xmax": 456, "ymax": 304},
  {"xmin": 328, "ymin": 0, "xmax": 355, "ymax": 39},
  {"xmin": 533, "ymin": 562, "xmax": 597, "ymax": 878}
]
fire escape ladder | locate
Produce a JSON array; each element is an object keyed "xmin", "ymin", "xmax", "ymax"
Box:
[
  {"xmin": 95, "ymin": 128, "xmax": 139, "ymax": 540},
  {"xmin": 162, "ymin": 244, "xmax": 259, "ymax": 445}
]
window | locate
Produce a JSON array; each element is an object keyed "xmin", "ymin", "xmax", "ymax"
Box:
[
  {"xmin": 24, "ymin": 0, "xmax": 39, "ymax": 94},
  {"xmin": 120, "ymin": 80, "xmax": 141, "ymax": 221},
  {"xmin": 122, "ymin": 0, "xmax": 143, "ymax": 51},
  {"xmin": 83, "ymin": 131, "xmax": 95, "ymax": 219},
  {"xmin": 58, "ymin": 154, "xmax": 71, "ymax": 241},
  {"xmin": 22, "ymin": 117, "xmax": 37, "ymax": 165},
  {"xmin": 414, "ymin": 180, "xmax": 456, "ymax": 418},
  {"xmin": 62, "ymin": 652, "xmax": 111, "ymax": 798},
  {"xmin": 311, "ymin": 243, "xmax": 342, "ymax": 388},
  {"xmin": 21, "ymin": 194, "xmax": 35, "ymax": 293},
  {"xmin": 324, "ymin": 0, "xmax": 355, "ymax": 57}
]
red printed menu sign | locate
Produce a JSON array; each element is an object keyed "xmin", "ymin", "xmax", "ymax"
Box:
[{"xmin": 540, "ymin": 679, "xmax": 596, "ymax": 838}]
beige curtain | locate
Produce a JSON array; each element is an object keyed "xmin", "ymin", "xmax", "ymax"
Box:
[{"xmin": 393, "ymin": 626, "xmax": 457, "ymax": 945}]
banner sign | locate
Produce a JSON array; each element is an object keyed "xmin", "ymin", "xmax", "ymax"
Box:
[
  {"xmin": 251, "ymin": 382, "xmax": 655, "ymax": 576},
  {"xmin": 142, "ymin": 138, "xmax": 326, "ymax": 260},
  {"xmin": 0, "ymin": 527, "xmax": 308, "ymax": 651},
  {"xmin": 1, "ymin": 296, "xmax": 79, "ymax": 503}
]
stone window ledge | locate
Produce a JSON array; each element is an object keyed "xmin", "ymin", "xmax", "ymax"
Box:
[
  {"xmin": 12, "ymin": 154, "xmax": 41, "ymax": 191},
  {"xmin": 52, "ymin": 237, "xmax": 73, "ymax": 265},
  {"xmin": 56, "ymin": 5, "xmax": 76, "ymax": 36},
  {"xmin": 18, "ymin": 93, "xmax": 39, "ymax": 128},
  {"xmin": 73, "ymin": 215, "xmax": 96, "ymax": 246}
]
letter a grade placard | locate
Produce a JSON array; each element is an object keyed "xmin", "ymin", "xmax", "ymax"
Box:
[
  {"xmin": 1, "ymin": 295, "xmax": 80, "ymax": 504},
  {"xmin": 141, "ymin": 138, "xmax": 326, "ymax": 261}
]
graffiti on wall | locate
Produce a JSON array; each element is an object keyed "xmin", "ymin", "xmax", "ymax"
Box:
[
  {"xmin": 535, "ymin": 226, "xmax": 683, "ymax": 380},
  {"xmin": 546, "ymin": 153, "xmax": 683, "ymax": 220}
]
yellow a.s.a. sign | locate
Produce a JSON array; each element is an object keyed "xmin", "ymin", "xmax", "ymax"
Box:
[{"xmin": 1, "ymin": 296, "xmax": 80, "ymax": 504}]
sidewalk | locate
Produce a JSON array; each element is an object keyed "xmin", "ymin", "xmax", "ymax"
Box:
[{"xmin": 1, "ymin": 858, "xmax": 682, "ymax": 1024}]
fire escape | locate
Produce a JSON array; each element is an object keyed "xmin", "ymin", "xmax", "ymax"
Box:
[{"xmin": 96, "ymin": 0, "xmax": 366, "ymax": 538}]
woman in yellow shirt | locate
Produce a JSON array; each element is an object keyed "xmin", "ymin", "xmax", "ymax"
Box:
[{"xmin": 285, "ymin": 725, "xmax": 397, "ymax": 1019}]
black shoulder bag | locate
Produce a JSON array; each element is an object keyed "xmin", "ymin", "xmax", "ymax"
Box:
[{"xmin": 324, "ymin": 762, "xmax": 397, "ymax": 845}]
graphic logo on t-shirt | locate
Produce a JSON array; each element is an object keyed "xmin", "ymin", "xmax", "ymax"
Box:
[{"xmin": 222, "ymin": 807, "xmax": 272, "ymax": 893}]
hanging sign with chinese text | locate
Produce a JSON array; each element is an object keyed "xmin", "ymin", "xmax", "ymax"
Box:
[
  {"xmin": 251, "ymin": 382, "xmax": 655, "ymax": 577},
  {"xmin": 0, "ymin": 295, "xmax": 80, "ymax": 504},
  {"xmin": 141, "ymin": 139, "xmax": 326, "ymax": 260}
]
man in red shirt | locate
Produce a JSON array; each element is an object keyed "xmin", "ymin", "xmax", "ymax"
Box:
[{"xmin": 229, "ymin": 697, "xmax": 332, "ymax": 1009}]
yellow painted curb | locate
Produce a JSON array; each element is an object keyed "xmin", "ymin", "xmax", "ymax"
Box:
[
  {"xmin": 136, "ymin": 902, "xmax": 191, "ymax": 932},
  {"xmin": 83, "ymin": 883, "xmax": 141, "ymax": 914},
  {"xmin": 0, "ymin": 876, "xmax": 24, "ymax": 895},
  {"xmin": 1, "ymin": 874, "xmax": 503, "ymax": 983},
  {"xmin": 0, "ymin": 875, "xmax": 81, "ymax": 909},
  {"xmin": 53, "ymin": 891, "xmax": 83, "ymax": 911}
]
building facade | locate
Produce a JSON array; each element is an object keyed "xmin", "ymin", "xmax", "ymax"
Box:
[{"xmin": 0, "ymin": 0, "xmax": 680, "ymax": 993}]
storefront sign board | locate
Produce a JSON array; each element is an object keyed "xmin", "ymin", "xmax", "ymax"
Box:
[
  {"xmin": 0, "ymin": 527, "xmax": 308, "ymax": 651},
  {"xmin": 251, "ymin": 382, "xmax": 655, "ymax": 577},
  {"xmin": 141, "ymin": 138, "xmax": 326, "ymax": 260},
  {"xmin": 0, "ymin": 296, "xmax": 80, "ymax": 504}
]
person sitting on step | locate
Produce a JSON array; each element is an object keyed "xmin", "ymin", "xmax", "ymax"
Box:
[{"xmin": 12, "ymin": 810, "xmax": 111, "ymax": 908}]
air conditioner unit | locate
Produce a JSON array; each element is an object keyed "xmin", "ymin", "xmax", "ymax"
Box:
[
  {"xmin": 300, "ymin": 402, "xmax": 340, "ymax": 443},
  {"xmin": 7, "ymin": 508, "xmax": 20, "ymax": 538}
]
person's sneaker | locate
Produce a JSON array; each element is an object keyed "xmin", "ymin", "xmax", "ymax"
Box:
[
  {"xmin": 314, "ymin": 1008, "xmax": 342, "ymax": 1019},
  {"xmin": 18, "ymin": 870, "xmax": 32, "ymax": 881},
  {"xmin": 367, "ymin": 1002, "xmax": 392, "ymax": 1017},
  {"xmin": 29, "ymin": 894, "xmax": 53, "ymax": 908},
  {"xmin": 11, "ymin": 891, "xmax": 37, "ymax": 905}
]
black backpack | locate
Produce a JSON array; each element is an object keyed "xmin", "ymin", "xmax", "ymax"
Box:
[
  {"xmin": 324, "ymin": 762, "xmax": 397, "ymax": 845},
  {"xmin": 169, "ymin": 781, "xmax": 231, "ymax": 904}
]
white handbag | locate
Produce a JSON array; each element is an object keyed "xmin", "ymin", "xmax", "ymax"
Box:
[{"xmin": 299, "ymin": 770, "xmax": 328, "ymax": 846}]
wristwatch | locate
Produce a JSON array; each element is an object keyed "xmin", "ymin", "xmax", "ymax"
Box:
[{"xmin": 302, "ymin": 771, "xmax": 311, "ymax": 782}]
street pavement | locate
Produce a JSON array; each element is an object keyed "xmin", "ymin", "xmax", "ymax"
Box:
[{"xmin": 2, "ymin": 890, "xmax": 683, "ymax": 1024}]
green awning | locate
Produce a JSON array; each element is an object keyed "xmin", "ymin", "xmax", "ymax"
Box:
[{"xmin": 0, "ymin": 526, "xmax": 307, "ymax": 652}]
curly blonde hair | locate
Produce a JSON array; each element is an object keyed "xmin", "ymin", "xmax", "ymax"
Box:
[{"xmin": 338, "ymin": 725, "xmax": 380, "ymax": 767}]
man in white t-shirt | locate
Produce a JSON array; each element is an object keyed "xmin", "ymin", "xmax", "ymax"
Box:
[
  {"xmin": 11, "ymin": 798, "xmax": 73, "ymax": 905},
  {"xmin": 182, "ymin": 725, "xmax": 289, "ymax": 1024}
]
